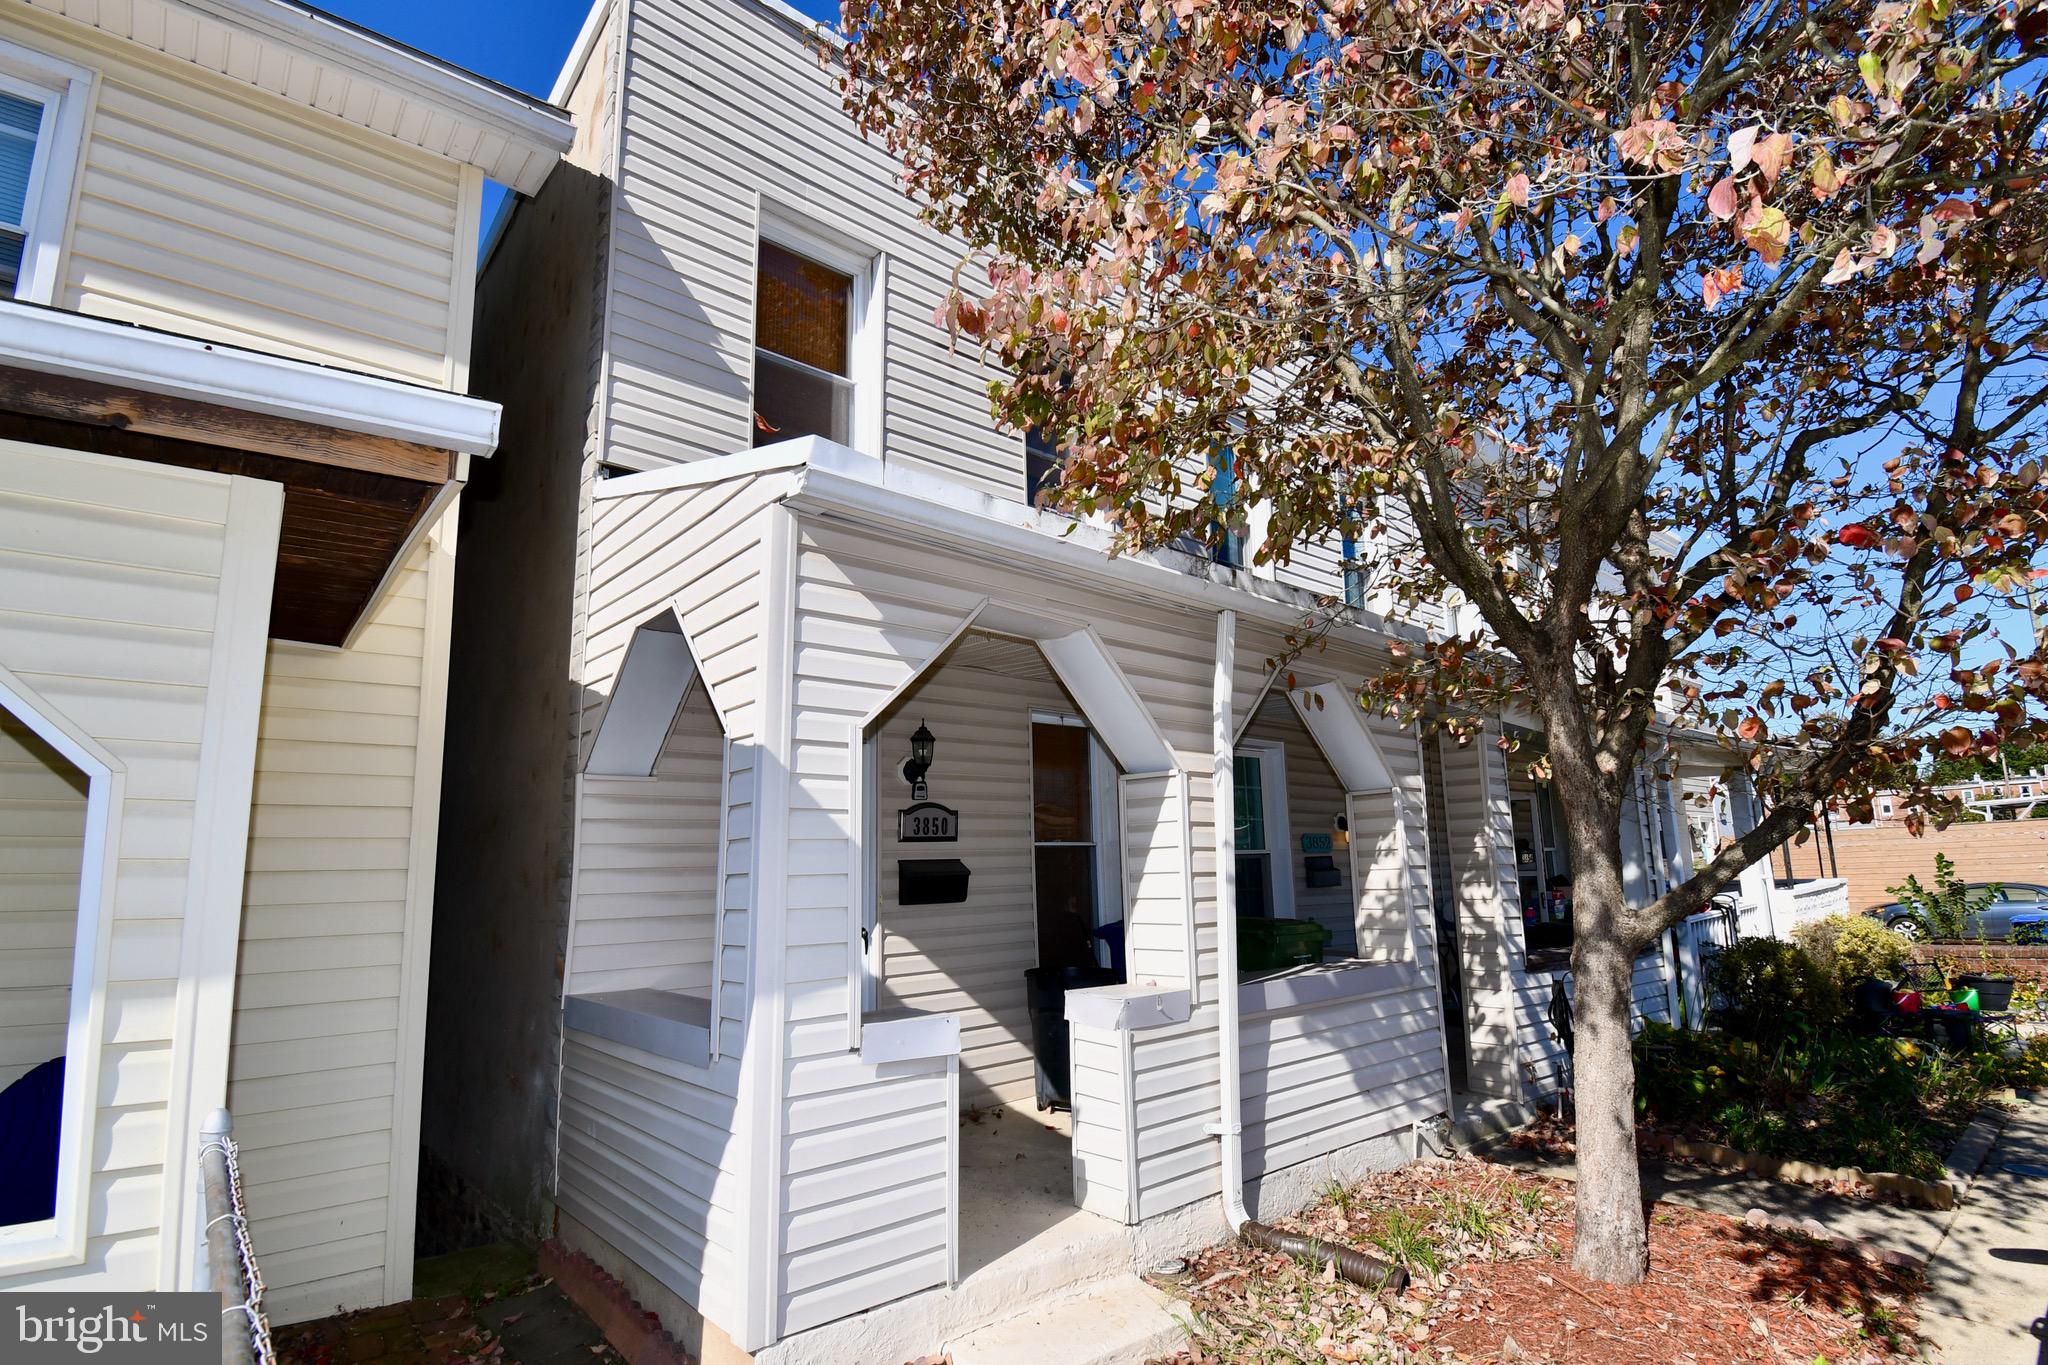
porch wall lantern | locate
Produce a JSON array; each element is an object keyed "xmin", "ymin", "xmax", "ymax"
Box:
[
  {"xmin": 902, "ymin": 720, "xmax": 937, "ymax": 801},
  {"xmin": 1333, "ymin": 814, "xmax": 1350, "ymax": 849}
]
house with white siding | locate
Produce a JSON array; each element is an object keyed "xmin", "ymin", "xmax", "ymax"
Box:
[
  {"xmin": 0, "ymin": 0, "xmax": 570, "ymax": 1327},
  {"xmin": 438, "ymin": 0, "xmax": 1778, "ymax": 1360}
]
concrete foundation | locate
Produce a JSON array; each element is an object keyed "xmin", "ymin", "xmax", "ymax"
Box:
[{"xmin": 755, "ymin": 1118, "xmax": 1429, "ymax": 1365}]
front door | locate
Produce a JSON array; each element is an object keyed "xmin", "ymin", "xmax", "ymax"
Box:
[{"xmin": 1031, "ymin": 719, "xmax": 1099, "ymax": 971}]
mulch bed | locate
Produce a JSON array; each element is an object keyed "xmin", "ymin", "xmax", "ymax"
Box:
[{"xmin": 1149, "ymin": 1156, "xmax": 1924, "ymax": 1364}]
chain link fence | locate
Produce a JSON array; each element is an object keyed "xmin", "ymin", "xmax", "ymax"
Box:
[{"xmin": 198, "ymin": 1108, "xmax": 276, "ymax": 1365}]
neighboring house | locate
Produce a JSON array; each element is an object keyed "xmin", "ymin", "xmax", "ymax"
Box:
[
  {"xmin": 0, "ymin": 0, "xmax": 569, "ymax": 1326},
  {"xmin": 440, "ymin": 0, "xmax": 1775, "ymax": 1360},
  {"xmin": 1848, "ymin": 771, "xmax": 2048, "ymax": 825}
]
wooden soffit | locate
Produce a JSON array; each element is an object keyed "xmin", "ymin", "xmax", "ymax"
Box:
[{"xmin": 0, "ymin": 364, "xmax": 458, "ymax": 647}]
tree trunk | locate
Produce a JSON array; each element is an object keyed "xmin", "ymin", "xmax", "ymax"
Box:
[{"xmin": 1564, "ymin": 834, "xmax": 1650, "ymax": 1284}]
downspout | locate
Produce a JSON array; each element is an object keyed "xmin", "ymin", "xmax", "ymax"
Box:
[
  {"xmin": 1209, "ymin": 609, "xmax": 1249, "ymax": 1234},
  {"xmin": 1208, "ymin": 608, "xmax": 1406, "ymax": 1292}
]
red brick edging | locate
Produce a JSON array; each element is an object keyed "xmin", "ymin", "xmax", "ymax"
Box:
[
  {"xmin": 1921, "ymin": 942, "xmax": 2048, "ymax": 989},
  {"xmin": 539, "ymin": 1240, "xmax": 695, "ymax": 1365}
]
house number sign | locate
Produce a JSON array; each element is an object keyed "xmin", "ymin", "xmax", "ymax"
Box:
[{"xmin": 898, "ymin": 802, "xmax": 960, "ymax": 842}]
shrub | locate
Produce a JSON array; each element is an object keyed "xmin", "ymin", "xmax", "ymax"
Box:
[
  {"xmin": 1793, "ymin": 913, "xmax": 1911, "ymax": 989},
  {"xmin": 1704, "ymin": 937, "xmax": 1839, "ymax": 1038},
  {"xmin": 1888, "ymin": 852, "xmax": 1999, "ymax": 940}
]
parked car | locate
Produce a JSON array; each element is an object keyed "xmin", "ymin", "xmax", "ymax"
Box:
[{"xmin": 1869, "ymin": 882, "xmax": 2048, "ymax": 939}]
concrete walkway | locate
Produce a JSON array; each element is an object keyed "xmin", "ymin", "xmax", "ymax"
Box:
[{"xmin": 1919, "ymin": 1097, "xmax": 2048, "ymax": 1363}]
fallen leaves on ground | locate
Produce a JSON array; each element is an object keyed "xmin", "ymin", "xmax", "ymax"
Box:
[{"xmin": 1148, "ymin": 1155, "xmax": 1923, "ymax": 1364}]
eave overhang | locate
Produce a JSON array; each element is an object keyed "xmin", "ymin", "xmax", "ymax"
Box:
[
  {"xmin": 598, "ymin": 436, "xmax": 1432, "ymax": 652},
  {"xmin": 22, "ymin": 0, "xmax": 573, "ymax": 192},
  {"xmin": 0, "ymin": 302, "xmax": 496, "ymax": 647}
]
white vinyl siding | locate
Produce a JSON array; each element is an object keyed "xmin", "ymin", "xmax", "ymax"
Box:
[
  {"xmin": 580, "ymin": 470, "xmax": 790, "ymax": 1054},
  {"xmin": 556, "ymin": 471, "xmax": 793, "ymax": 1339},
  {"xmin": 2, "ymin": 8, "xmax": 469, "ymax": 388},
  {"xmin": 227, "ymin": 535, "xmax": 451, "ymax": 1325},
  {"xmin": 603, "ymin": 0, "xmax": 1017, "ymax": 488},
  {"xmin": 571, "ymin": 687, "xmax": 725, "ymax": 998},
  {"xmin": 0, "ymin": 440, "xmax": 273, "ymax": 1296},
  {"xmin": 555, "ymin": 1032, "xmax": 748, "ymax": 1330},
  {"xmin": 1438, "ymin": 726, "xmax": 1522, "ymax": 1101}
]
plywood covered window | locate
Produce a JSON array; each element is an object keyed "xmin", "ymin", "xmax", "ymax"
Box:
[{"xmin": 753, "ymin": 240, "xmax": 854, "ymax": 446}]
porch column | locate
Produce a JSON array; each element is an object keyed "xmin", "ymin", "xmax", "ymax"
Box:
[{"xmin": 1437, "ymin": 723, "xmax": 1523, "ymax": 1100}]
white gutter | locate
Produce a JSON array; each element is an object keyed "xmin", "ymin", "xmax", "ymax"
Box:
[
  {"xmin": 683, "ymin": 436, "xmax": 1432, "ymax": 645},
  {"xmin": 1209, "ymin": 608, "xmax": 1251, "ymax": 1233},
  {"xmin": 0, "ymin": 302, "xmax": 502, "ymax": 456}
]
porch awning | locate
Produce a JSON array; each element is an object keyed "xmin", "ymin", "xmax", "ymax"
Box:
[{"xmin": 0, "ymin": 302, "xmax": 501, "ymax": 646}]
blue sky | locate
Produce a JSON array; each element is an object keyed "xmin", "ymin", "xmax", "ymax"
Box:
[
  {"xmin": 319, "ymin": 0, "xmax": 838, "ymax": 98},
  {"xmin": 317, "ymin": 0, "xmax": 840, "ymax": 223}
]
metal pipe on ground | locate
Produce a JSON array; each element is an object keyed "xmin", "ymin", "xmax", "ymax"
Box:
[{"xmin": 1239, "ymin": 1221, "xmax": 1410, "ymax": 1293}]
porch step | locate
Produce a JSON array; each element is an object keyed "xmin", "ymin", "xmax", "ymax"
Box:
[
  {"xmin": 947, "ymin": 1274, "xmax": 1188, "ymax": 1365},
  {"xmin": 1451, "ymin": 1096, "xmax": 1540, "ymax": 1152}
]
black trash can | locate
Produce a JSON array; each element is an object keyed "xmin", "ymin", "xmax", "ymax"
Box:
[
  {"xmin": 1024, "ymin": 965, "xmax": 1119, "ymax": 1111},
  {"xmin": 1955, "ymin": 973, "xmax": 2016, "ymax": 1012}
]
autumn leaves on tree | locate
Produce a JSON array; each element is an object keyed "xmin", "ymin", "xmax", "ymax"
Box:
[{"xmin": 840, "ymin": 0, "xmax": 2048, "ymax": 1284}]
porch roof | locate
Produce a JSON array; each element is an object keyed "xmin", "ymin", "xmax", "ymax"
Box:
[
  {"xmin": 0, "ymin": 301, "xmax": 495, "ymax": 645},
  {"xmin": 595, "ymin": 436, "xmax": 1432, "ymax": 648}
]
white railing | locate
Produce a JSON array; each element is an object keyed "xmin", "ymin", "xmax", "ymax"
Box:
[{"xmin": 198, "ymin": 1109, "xmax": 275, "ymax": 1365}]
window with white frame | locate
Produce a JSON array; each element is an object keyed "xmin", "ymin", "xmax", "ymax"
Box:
[
  {"xmin": 0, "ymin": 664, "xmax": 116, "ymax": 1272},
  {"xmin": 751, "ymin": 211, "xmax": 881, "ymax": 452},
  {"xmin": 0, "ymin": 40, "xmax": 92, "ymax": 305}
]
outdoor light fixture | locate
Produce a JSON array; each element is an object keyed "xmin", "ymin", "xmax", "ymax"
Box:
[
  {"xmin": 1333, "ymin": 813, "xmax": 1350, "ymax": 849},
  {"xmin": 903, "ymin": 720, "xmax": 936, "ymax": 800}
]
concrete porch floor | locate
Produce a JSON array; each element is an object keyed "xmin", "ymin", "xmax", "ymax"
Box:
[{"xmin": 957, "ymin": 1105, "xmax": 1124, "ymax": 1282}]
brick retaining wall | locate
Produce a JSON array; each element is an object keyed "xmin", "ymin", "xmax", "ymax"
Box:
[
  {"xmin": 1921, "ymin": 941, "xmax": 2048, "ymax": 989},
  {"xmin": 1802, "ymin": 820, "xmax": 2048, "ymax": 913}
]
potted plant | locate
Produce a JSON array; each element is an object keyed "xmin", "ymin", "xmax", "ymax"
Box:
[{"xmin": 1887, "ymin": 856, "xmax": 2016, "ymax": 1012}]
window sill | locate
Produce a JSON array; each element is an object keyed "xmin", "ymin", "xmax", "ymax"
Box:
[
  {"xmin": 0, "ymin": 1216, "xmax": 83, "ymax": 1276},
  {"xmin": 1522, "ymin": 948, "xmax": 1573, "ymax": 974},
  {"xmin": 563, "ymin": 989, "xmax": 713, "ymax": 1068},
  {"xmin": 1238, "ymin": 958, "xmax": 1422, "ymax": 1013},
  {"xmin": 1065, "ymin": 983, "xmax": 1191, "ymax": 1031}
]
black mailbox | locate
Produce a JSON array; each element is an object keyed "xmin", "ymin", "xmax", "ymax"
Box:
[
  {"xmin": 1304, "ymin": 854, "xmax": 1342, "ymax": 889},
  {"xmin": 899, "ymin": 858, "xmax": 971, "ymax": 905}
]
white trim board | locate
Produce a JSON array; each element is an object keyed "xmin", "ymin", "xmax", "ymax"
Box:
[
  {"xmin": 381, "ymin": 506, "xmax": 459, "ymax": 1304},
  {"xmin": 0, "ymin": 661, "xmax": 123, "ymax": 1277},
  {"xmin": 0, "ymin": 300, "xmax": 505, "ymax": 455},
  {"xmin": 0, "ymin": 36, "xmax": 94, "ymax": 307},
  {"xmin": 158, "ymin": 475, "xmax": 283, "ymax": 1292}
]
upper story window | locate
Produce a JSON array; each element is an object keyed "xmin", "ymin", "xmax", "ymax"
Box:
[
  {"xmin": 1025, "ymin": 428, "xmax": 1062, "ymax": 507},
  {"xmin": 1208, "ymin": 446, "xmax": 1246, "ymax": 567},
  {"xmin": 0, "ymin": 41, "xmax": 93, "ymax": 305},
  {"xmin": 754, "ymin": 240, "xmax": 853, "ymax": 446}
]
